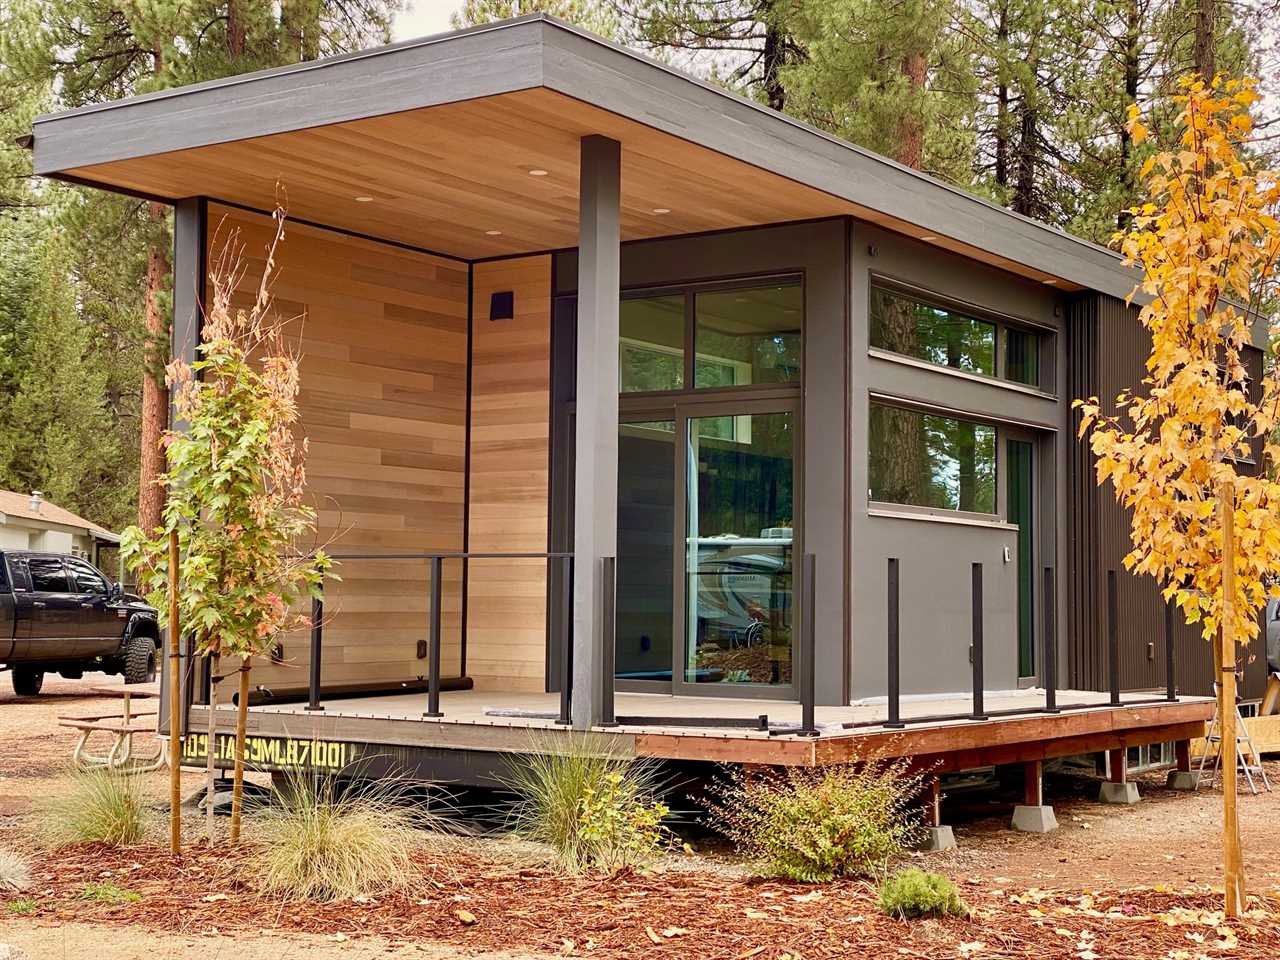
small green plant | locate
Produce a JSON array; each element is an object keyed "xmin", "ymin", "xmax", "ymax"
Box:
[
  {"xmin": 878, "ymin": 868, "xmax": 969, "ymax": 920},
  {"xmin": 705, "ymin": 760, "xmax": 925, "ymax": 882},
  {"xmin": 5, "ymin": 898, "xmax": 35, "ymax": 915},
  {"xmin": 79, "ymin": 881, "xmax": 142, "ymax": 905},
  {"xmin": 0, "ymin": 848, "xmax": 31, "ymax": 892},
  {"xmin": 36, "ymin": 769, "xmax": 147, "ymax": 848},
  {"xmin": 255, "ymin": 771, "xmax": 427, "ymax": 902},
  {"xmin": 503, "ymin": 735, "xmax": 674, "ymax": 873}
]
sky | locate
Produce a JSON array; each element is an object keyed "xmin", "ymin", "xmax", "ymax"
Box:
[{"xmin": 392, "ymin": 0, "xmax": 467, "ymax": 41}]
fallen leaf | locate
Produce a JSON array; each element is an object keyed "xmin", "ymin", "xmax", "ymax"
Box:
[
  {"xmin": 646, "ymin": 927, "xmax": 663, "ymax": 945},
  {"xmin": 200, "ymin": 893, "xmax": 229, "ymax": 903},
  {"xmin": 744, "ymin": 908, "xmax": 770, "ymax": 919},
  {"xmin": 735, "ymin": 948, "xmax": 767, "ymax": 959},
  {"xmin": 328, "ymin": 933, "xmax": 347, "ymax": 943},
  {"xmin": 454, "ymin": 909, "xmax": 477, "ymax": 926},
  {"xmin": 791, "ymin": 890, "xmax": 823, "ymax": 903},
  {"xmin": 661, "ymin": 927, "xmax": 689, "ymax": 938}
]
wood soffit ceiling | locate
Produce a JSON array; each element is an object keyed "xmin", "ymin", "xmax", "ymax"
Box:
[{"xmin": 63, "ymin": 86, "xmax": 1080, "ymax": 287}]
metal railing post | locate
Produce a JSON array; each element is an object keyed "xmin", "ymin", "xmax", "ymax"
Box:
[
  {"xmin": 1107, "ymin": 569, "xmax": 1121, "ymax": 706},
  {"xmin": 885, "ymin": 557, "xmax": 904, "ymax": 729},
  {"xmin": 305, "ymin": 591, "xmax": 324, "ymax": 712},
  {"xmin": 971, "ymin": 562, "xmax": 987, "ymax": 721},
  {"xmin": 600, "ymin": 556, "xmax": 617, "ymax": 727},
  {"xmin": 557, "ymin": 555, "xmax": 573, "ymax": 726},
  {"xmin": 798, "ymin": 553, "xmax": 819, "ymax": 736},
  {"xmin": 424, "ymin": 556, "xmax": 444, "ymax": 718},
  {"xmin": 1164, "ymin": 598, "xmax": 1177, "ymax": 701},
  {"xmin": 1043, "ymin": 566, "xmax": 1059, "ymax": 714}
]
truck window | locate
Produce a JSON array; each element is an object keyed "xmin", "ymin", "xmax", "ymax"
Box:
[
  {"xmin": 0, "ymin": 557, "xmax": 7, "ymax": 590},
  {"xmin": 68, "ymin": 559, "xmax": 109, "ymax": 595},
  {"xmin": 27, "ymin": 556, "xmax": 70, "ymax": 593}
]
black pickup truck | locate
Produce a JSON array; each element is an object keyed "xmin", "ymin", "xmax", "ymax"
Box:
[{"xmin": 0, "ymin": 550, "xmax": 160, "ymax": 696}]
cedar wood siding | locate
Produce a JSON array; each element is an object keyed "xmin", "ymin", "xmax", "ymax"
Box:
[{"xmin": 1068, "ymin": 292, "xmax": 1267, "ymax": 700}]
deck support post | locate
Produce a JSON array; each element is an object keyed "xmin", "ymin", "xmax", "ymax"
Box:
[
  {"xmin": 1100, "ymin": 745, "xmax": 1140, "ymax": 804},
  {"xmin": 1012, "ymin": 759, "xmax": 1058, "ymax": 833},
  {"xmin": 917, "ymin": 778, "xmax": 955, "ymax": 850},
  {"xmin": 1167, "ymin": 739, "xmax": 1199, "ymax": 790},
  {"xmin": 571, "ymin": 135, "xmax": 621, "ymax": 731}
]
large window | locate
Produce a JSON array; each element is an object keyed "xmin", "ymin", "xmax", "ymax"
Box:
[
  {"xmin": 619, "ymin": 278, "xmax": 801, "ymax": 394},
  {"xmin": 27, "ymin": 556, "xmax": 69, "ymax": 593},
  {"xmin": 868, "ymin": 402, "xmax": 996, "ymax": 514},
  {"xmin": 869, "ymin": 285, "xmax": 1041, "ymax": 388}
]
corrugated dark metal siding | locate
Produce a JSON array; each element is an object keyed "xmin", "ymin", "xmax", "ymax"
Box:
[{"xmin": 1067, "ymin": 293, "xmax": 1265, "ymax": 699}]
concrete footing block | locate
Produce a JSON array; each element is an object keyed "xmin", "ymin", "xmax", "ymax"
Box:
[
  {"xmin": 1166, "ymin": 770, "xmax": 1200, "ymax": 791},
  {"xmin": 918, "ymin": 825, "xmax": 956, "ymax": 851},
  {"xmin": 1099, "ymin": 781, "xmax": 1140, "ymax": 805},
  {"xmin": 1011, "ymin": 804, "xmax": 1058, "ymax": 833}
]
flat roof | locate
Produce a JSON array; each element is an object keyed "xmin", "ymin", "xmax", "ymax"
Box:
[{"xmin": 31, "ymin": 14, "xmax": 1137, "ymax": 297}]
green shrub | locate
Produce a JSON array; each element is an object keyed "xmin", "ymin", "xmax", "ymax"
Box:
[
  {"xmin": 878, "ymin": 868, "xmax": 969, "ymax": 920},
  {"xmin": 79, "ymin": 881, "xmax": 142, "ymax": 905},
  {"xmin": 0, "ymin": 849, "xmax": 31, "ymax": 892},
  {"xmin": 705, "ymin": 760, "xmax": 924, "ymax": 882},
  {"xmin": 255, "ymin": 772, "xmax": 427, "ymax": 902},
  {"xmin": 503, "ymin": 736, "xmax": 673, "ymax": 873},
  {"xmin": 36, "ymin": 769, "xmax": 147, "ymax": 848},
  {"xmin": 5, "ymin": 898, "xmax": 35, "ymax": 915}
]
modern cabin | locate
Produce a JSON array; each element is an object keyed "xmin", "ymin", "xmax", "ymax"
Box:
[{"xmin": 28, "ymin": 14, "xmax": 1251, "ymax": 797}]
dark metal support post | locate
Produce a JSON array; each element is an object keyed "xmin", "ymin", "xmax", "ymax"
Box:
[
  {"xmin": 305, "ymin": 592, "xmax": 323, "ymax": 712},
  {"xmin": 1042, "ymin": 566, "xmax": 1059, "ymax": 714},
  {"xmin": 1164, "ymin": 599, "xmax": 1177, "ymax": 701},
  {"xmin": 425, "ymin": 556, "xmax": 444, "ymax": 718},
  {"xmin": 797, "ymin": 553, "xmax": 819, "ymax": 737},
  {"xmin": 971, "ymin": 562, "xmax": 987, "ymax": 721},
  {"xmin": 557, "ymin": 555, "xmax": 573, "ymax": 726},
  {"xmin": 1107, "ymin": 569, "xmax": 1121, "ymax": 706},
  {"xmin": 885, "ymin": 557, "xmax": 904, "ymax": 729},
  {"xmin": 600, "ymin": 556, "xmax": 617, "ymax": 727}
]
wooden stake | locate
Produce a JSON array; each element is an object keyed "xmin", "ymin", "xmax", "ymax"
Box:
[
  {"xmin": 1220, "ymin": 478, "xmax": 1245, "ymax": 917},
  {"xmin": 205, "ymin": 651, "xmax": 220, "ymax": 844},
  {"xmin": 167, "ymin": 529, "xmax": 181, "ymax": 855},
  {"xmin": 229, "ymin": 657, "xmax": 250, "ymax": 844}
]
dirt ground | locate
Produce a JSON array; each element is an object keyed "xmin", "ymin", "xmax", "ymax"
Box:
[{"xmin": 1, "ymin": 675, "xmax": 1278, "ymax": 959}]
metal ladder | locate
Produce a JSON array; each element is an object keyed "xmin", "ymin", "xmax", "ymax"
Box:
[{"xmin": 1198, "ymin": 683, "xmax": 1271, "ymax": 794}]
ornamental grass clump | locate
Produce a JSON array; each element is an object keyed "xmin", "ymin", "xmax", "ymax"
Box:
[
  {"xmin": 255, "ymin": 772, "xmax": 428, "ymax": 902},
  {"xmin": 36, "ymin": 768, "xmax": 147, "ymax": 848},
  {"xmin": 503, "ymin": 735, "xmax": 673, "ymax": 874},
  {"xmin": 705, "ymin": 760, "xmax": 924, "ymax": 882},
  {"xmin": 0, "ymin": 849, "xmax": 30, "ymax": 892},
  {"xmin": 878, "ymin": 868, "xmax": 970, "ymax": 920}
]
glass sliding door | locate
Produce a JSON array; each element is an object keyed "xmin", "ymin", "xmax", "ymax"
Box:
[
  {"xmin": 680, "ymin": 402, "xmax": 798, "ymax": 693},
  {"xmin": 616, "ymin": 419, "xmax": 677, "ymax": 684}
]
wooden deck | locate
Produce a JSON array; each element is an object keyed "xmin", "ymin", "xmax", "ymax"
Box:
[{"xmin": 183, "ymin": 688, "xmax": 1213, "ymax": 780}]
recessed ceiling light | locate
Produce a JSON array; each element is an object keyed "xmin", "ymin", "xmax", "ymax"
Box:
[
  {"xmin": 920, "ymin": 235, "xmax": 937, "ymax": 241},
  {"xmin": 485, "ymin": 229, "xmax": 503, "ymax": 236},
  {"xmin": 353, "ymin": 196, "xmax": 373, "ymax": 202},
  {"xmin": 528, "ymin": 169, "xmax": 549, "ymax": 177},
  {"xmin": 652, "ymin": 207, "xmax": 671, "ymax": 215}
]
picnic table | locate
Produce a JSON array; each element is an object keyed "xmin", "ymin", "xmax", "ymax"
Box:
[{"xmin": 57, "ymin": 684, "xmax": 166, "ymax": 773}]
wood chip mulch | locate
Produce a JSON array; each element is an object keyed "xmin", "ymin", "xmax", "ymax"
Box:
[{"xmin": 18, "ymin": 843, "xmax": 1280, "ymax": 959}]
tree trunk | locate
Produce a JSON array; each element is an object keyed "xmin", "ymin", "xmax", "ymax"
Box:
[
  {"xmin": 1194, "ymin": 0, "xmax": 1216, "ymax": 80},
  {"xmin": 994, "ymin": 3, "xmax": 1009, "ymax": 190},
  {"xmin": 138, "ymin": 206, "xmax": 170, "ymax": 533},
  {"xmin": 1012, "ymin": 103, "xmax": 1038, "ymax": 217},
  {"xmin": 204, "ymin": 650, "xmax": 221, "ymax": 844},
  {"xmin": 228, "ymin": 0, "xmax": 246, "ymax": 59},
  {"xmin": 167, "ymin": 530, "xmax": 181, "ymax": 855},
  {"xmin": 229, "ymin": 656, "xmax": 251, "ymax": 844},
  {"xmin": 761, "ymin": 0, "xmax": 787, "ymax": 113},
  {"xmin": 895, "ymin": 51, "xmax": 927, "ymax": 170},
  {"xmin": 1117, "ymin": 0, "xmax": 1141, "ymax": 230}
]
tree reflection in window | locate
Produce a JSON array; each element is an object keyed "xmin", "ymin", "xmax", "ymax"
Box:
[
  {"xmin": 871, "ymin": 287, "xmax": 995, "ymax": 377},
  {"xmin": 868, "ymin": 402, "xmax": 996, "ymax": 514}
]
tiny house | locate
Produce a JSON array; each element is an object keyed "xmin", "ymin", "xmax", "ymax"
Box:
[{"xmin": 28, "ymin": 15, "xmax": 1244, "ymax": 801}]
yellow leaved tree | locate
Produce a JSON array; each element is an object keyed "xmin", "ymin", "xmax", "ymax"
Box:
[{"xmin": 1076, "ymin": 75, "xmax": 1280, "ymax": 917}]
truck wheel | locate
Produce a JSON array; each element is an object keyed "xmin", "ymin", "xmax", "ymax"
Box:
[
  {"xmin": 123, "ymin": 634, "xmax": 158, "ymax": 684},
  {"xmin": 12, "ymin": 667, "xmax": 43, "ymax": 697}
]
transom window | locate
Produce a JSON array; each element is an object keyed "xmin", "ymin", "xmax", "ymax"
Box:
[
  {"xmin": 868, "ymin": 402, "xmax": 996, "ymax": 514},
  {"xmin": 619, "ymin": 278, "xmax": 802, "ymax": 394},
  {"xmin": 869, "ymin": 284, "xmax": 1041, "ymax": 388}
]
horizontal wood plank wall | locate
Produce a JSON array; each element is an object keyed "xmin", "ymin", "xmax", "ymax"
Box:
[
  {"xmin": 208, "ymin": 204, "xmax": 469, "ymax": 693},
  {"xmin": 467, "ymin": 256, "xmax": 553, "ymax": 691}
]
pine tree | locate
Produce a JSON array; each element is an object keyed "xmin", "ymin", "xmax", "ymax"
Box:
[{"xmin": 453, "ymin": 0, "xmax": 618, "ymax": 35}]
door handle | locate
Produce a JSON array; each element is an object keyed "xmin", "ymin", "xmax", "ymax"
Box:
[
  {"xmin": 80, "ymin": 602, "xmax": 95, "ymax": 609},
  {"xmin": 32, "ymin": 601, "xmax": 46, "ymax": 608}
]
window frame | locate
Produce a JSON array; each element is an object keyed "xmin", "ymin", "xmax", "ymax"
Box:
[
  {"xmin": 618, "ymin": 272, "xmax": 805, "ymax": 403},
  {"xmin": 67, "ymin": 558, "xmax": 110, "ymax": 596},
  {"xmin": 867, "ymin": 276, "xmax": 1054, "ymax": 394},
  {"xmin": 27, "ymin": 554, "xmax": 71, "ymax": 594}
]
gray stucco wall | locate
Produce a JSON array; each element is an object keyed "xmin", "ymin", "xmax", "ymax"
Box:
[{"xmin": 848, "ymin": 224, "xmax": 1069, "ymax": 699}]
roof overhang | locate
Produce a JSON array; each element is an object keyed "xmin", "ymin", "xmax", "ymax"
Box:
[{"xmin": 31, "ymin": 14, "xmax": 1136, "ymax": 295}]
